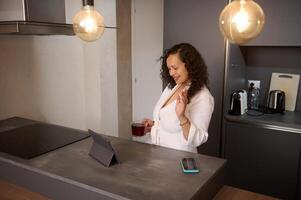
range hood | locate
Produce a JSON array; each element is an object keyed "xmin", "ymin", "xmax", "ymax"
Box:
[{"xmin": 0, "ymin": 0, "xmax": 74, "ymax": 35}]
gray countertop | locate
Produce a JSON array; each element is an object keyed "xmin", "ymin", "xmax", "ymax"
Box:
[
  {"xmin": 0, "ymin": 136, "xmax": 226, "ymax": 200},
  {"xmin": 225, "ymin": 111, "xmax": 301, "ymax": 134}
]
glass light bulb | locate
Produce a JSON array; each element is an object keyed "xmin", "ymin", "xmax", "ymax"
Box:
[
  {"xmin": 73, "ymin": 5, "xmax": 105, "ymax": 42},
  {"xmin": 219, "ymin": 0, "xmax": 265, "ymax": 44}
]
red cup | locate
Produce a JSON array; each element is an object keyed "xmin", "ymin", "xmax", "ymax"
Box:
[{"xmin": 131, "ymin": 122, "xmax": 145, "ymax": 136}]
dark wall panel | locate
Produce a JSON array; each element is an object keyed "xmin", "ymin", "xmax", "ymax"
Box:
[
  {"xmin": 164, "ymin": 0, "xmax": 227, "ymax": 156},
  {"xmin": 248, "ymin": 0, "xmax": 301, "ymax": 46}
]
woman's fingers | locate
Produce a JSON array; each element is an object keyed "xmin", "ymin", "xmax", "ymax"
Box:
[
  {"xmin": 179, "ymin": 89, "xmax": 188, "ymax": 104},
  {"xmin": 143, "ymin": 118, "xmax": 154, "ymax": 127},
  {"xmin": 143, "ymin": 118, "xmax": 149, "ymax": 126},
  {"xmin": 177, "ymin": 93, "xmax": 181, "ymax": 103},
  {"xmin": 183, "ymin": 89, "xmax": 188, "ymax": 99},
  {"xmin": 176, "ymin": 88, "xmax": 189, "ymax": 117}
]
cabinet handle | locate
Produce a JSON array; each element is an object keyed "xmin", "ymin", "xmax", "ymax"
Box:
[{"xmin": 278, "ymin": 75, "xmax": 292, "ymax": 79}]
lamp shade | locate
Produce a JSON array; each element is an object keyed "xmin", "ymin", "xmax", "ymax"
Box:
[
  {"xmin": 219, "ymin": 0, "xmax": 265, "ymax": 44},
  {"xmin": 73, "ymin": 5, "xmax": 104, "ymax": 42}
]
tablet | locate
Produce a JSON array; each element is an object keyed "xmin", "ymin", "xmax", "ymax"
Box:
[{"xmin": 88, "ymin": 129, "xmax": 119, "ymax": 167}]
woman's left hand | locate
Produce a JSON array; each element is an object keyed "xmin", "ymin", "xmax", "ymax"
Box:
[{"xmin": 176, "ymin": 88, "xmax": 188, "ymax": 118}]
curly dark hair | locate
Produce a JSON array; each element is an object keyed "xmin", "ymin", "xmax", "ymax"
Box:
[{"xmin": 160, "ymin": 43, "xmax": 209, "ymax": 103}]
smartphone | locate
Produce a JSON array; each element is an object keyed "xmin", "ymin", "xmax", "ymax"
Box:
[{"xmin": 180, "ymin": 158, "xmax": 199, "ymax": 174}]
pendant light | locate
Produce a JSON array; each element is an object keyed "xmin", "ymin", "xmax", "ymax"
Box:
[
  {"xmin": 219, "ymin": 0, "xmax": 265, "ymax": 44},
  {"xmin": 73, "ymin": 0, "xmax": 105, "ymax": 42}
]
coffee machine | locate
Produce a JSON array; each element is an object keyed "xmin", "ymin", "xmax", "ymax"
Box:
[{"xmin": 229, "ymin": 90, "xmax": 248, "ymax": 115}]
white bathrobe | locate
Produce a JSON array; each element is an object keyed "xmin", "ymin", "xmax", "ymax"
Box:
[{"xmin": 150, "ymin": 84, "xmax": 214, "ymax": 153}]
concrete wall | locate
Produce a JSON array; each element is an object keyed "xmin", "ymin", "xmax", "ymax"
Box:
[
  {"xmin": 116, "ymin": 0, "xmax": 132, "ymax": 139},
  {"xmin": 0, "ymin": 0, "xmax": 118, "ymax": 136},
  {"xmin": 0, "ymin": 36, "xmax": 86, "ymax": 129},
  {"xmin": 0, "ymin": 0, "xmax": 164, "ymax": 138}
]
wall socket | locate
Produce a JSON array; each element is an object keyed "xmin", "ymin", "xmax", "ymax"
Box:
[{"xmin": 248, "ymin": 80, "xmax": 260, "ymax": 89}]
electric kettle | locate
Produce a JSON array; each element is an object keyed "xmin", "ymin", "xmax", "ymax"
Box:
[{"xmin": 267, "ymin": 90, "xmax": 285, "ymax": 114}]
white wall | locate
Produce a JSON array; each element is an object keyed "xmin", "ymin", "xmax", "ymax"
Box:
[
  {"xmin": 132, "ymin": 0, "xmax": 163, "ymax": 121},
  {"xmin": 0, "ymin": 0, "xmax": 118, "ymax": 136}
]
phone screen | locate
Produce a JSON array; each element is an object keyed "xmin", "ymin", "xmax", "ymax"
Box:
[{"xmin": 181, "ymin": 158, "xmax": 199, "ymax": 173}]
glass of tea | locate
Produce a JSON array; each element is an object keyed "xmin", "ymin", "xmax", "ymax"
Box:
[{"xmin": 131, "ymin": 122, "xmax": 145, "ymax": 136}]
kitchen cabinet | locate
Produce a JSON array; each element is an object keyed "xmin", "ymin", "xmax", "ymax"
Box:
[
  {"xmin": 225, "ymin": 45, "xmax": 301, "ymax": 112},
  {"xmin": 224, "ymin": 120, "xmax": 301, "ymax": 200},
  {"xmin": 241, "ymin": 46, "xmax": 301, "ymax": 111},
  {"xmin": 223, "ymin": 44, "xmax": 301, "ymax": 200},
  {"xmin": 247, "ymin": 0, "xmax": 301, "ymax": 46},
  {"xmin": 299, "ymin": 149, "xmax": 301, "ymax": 200},
  {"xmin": 222, "ymin": 0, "xmax": 301, "ymax": 199}
]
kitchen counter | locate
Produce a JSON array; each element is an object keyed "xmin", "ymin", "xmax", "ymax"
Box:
[
  {"xmin": 0, "ymin": 135, "xmax": 226, "ymax": 200},
  {"xmin": 225, "ymin": 111, "xmax": 301, "ymax": 134}
]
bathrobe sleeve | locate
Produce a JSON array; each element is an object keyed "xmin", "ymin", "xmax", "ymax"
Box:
[{"xmin": 181, "ymin": 88, "xmax": 214, "ymax": 147}]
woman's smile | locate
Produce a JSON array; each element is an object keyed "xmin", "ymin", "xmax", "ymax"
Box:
[
  {"xmin": 173, "ymin": 76, "xmax": 179, "ymax": 82},
  {"xmin": 166, "ymin": 53, "xmax": 189, "ymax": 84}
]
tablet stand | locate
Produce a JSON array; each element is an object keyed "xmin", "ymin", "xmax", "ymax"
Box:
[{"xmin": 88, "ymin": 129, "xmax": 119, "ymax": 167}]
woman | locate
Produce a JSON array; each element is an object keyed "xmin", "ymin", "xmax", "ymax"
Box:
[{"xmin": 144, "ymin": 43, "xmax": 214, "ymax": 153}]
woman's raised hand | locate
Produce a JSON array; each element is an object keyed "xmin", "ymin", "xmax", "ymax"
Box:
[{"xmin": 176, "ymin": 88, "xmax": 188, "ymax": 118}]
